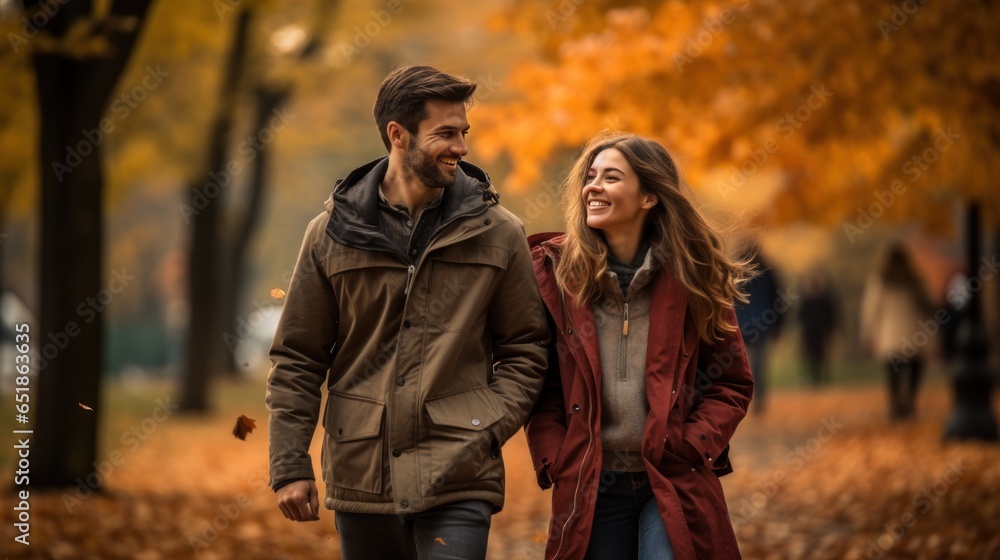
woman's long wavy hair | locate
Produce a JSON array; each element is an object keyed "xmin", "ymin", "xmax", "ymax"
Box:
[{"xmin": 555, "ymin": 132, "xmax": 751, "ymax": 342}]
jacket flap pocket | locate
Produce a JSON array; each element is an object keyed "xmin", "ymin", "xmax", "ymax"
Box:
[
  {"xmin": 321, "ymin": 248, "xmax": 402, "ymax": 275},
  {"xmin": 424, "ymin": 387, "xmax": 507, "ymax": 431},
  {"xmin": 327, "ymin": 392, "xmax": 385, "ymax": 442},
  {"xmin": 431, "ymin": 244, "xmax": 508, "ymax": 269}
]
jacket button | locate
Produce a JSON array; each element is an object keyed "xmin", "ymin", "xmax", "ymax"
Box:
[
  {"xmin": 673, "ymin": 403, "xmax": 679, "ymax": 410},
  {"xmin": 700, "ymin": 435, "xmax": 707, "ymax": 441},
  {"xmin": 403, "ymin": 320, "xmax": 412, "ymax": 329},
  {"xmin": 471, "ymin": 418, "xmax": 481, "ymax": 426},
  {"xmin": 400, "ymin": 500, "xmax": 409, "ymax": 509},
  {"xmin": 683, "ymin": 352, "xmax": 689, "ymax": 357},
  {"xmin": 337, "ymin": 428, "xmax": 343, "ymax": 435},
  {"xmin": 396, "ymin": 377, "xmax": 405, "ymax": 386},
  {"xmin": 392, "ymin": 449, "xmax": 401, "ymax": 457},
  {"xmin": 572, "ymin": 404, "xmax": 581, "ymax": 413},
  {"xmin": 484, "ymin": 218, "xmax": 491, "ymax": 225},
  {"xmin": 567, "ymin": 328, "xmax": 574, "ymax": 335}
]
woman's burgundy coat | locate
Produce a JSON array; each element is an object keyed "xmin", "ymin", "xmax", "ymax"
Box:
[{"xmin": 525, "ymin": 233, "xmax": 753, "ymax": 560}]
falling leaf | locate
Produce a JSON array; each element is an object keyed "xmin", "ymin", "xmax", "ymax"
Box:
[
  {"xmin": 269, "ymin": 288, "xmax": 286, "ymax": 299},
  {"xmin": 434, "ymin": 538, "xmax": 447, "ymax": 545},
  {"xmin": 78, "ymin": 402, "xmax": 93, "ymax": 411},
  {"xmin": 243, "ymin": 362, "xmax": 250, "ymax": 368},
  {"xmin": 232, "ymin": 415, "xmax": 257, "ymax": 440}
]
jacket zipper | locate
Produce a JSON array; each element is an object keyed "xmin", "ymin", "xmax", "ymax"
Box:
[
  {"xmin": 619, "ymin": 300, "xmax": 629, "ymax": 381},
  {"xmin": 403, "ymin": 264, "xmax": 416, "ymax": 295}
]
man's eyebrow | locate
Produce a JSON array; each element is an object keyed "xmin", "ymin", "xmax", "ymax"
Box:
[{"xmin": 432, "ymin": 124, "xmax": 471, "ymax": 132}]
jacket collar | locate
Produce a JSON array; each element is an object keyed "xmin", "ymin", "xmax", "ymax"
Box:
[{"xmin": 325, "ymin": 156, "xmax": 499, "ymax": 253}]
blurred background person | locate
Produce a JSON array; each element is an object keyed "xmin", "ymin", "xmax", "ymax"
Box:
[
  {"xmin": 859, "ymin": 242, "xmax": 937, "ymax": 421},
  {"xmin": 798, "ymin": 268, "xmax": 838, "ymax": 387},
  {"xmin": 735, "ymin": 244, "xmax": 784, "ymax": 414}
]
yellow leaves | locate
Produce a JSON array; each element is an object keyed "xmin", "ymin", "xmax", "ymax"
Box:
[
  {"xmin": 269, "ymin": 288, "xmax": 286, "ymax": 299},
  {"xmin": 78, "ymin": 402, "xmax": 95, "ymax": 411}
]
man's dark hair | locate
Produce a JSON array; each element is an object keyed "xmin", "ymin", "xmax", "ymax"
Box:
[{"xmin": 373, "ymin": 65, "xmax": 477, "ymax": 151}]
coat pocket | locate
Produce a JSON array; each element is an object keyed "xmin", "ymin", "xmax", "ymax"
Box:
[
  {"xmin": 323, "ymin": 391, "xmax": 385, "ymax": 494},
  {"xmin": 424, "ymin": 386, "xmax": 508, "ymax": 488}
]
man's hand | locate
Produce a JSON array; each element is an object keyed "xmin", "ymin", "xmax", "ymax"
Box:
[{"xmin": 276, "ymin": 479, "xmax": 321, "ymax": 522}]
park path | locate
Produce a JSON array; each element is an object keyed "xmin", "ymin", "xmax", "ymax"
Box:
[{"xmin": 1, "ymin": 382, "xmax": 998, "ymax": 559}]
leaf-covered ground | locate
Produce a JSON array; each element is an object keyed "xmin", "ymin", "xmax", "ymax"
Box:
[{"xmin": 2, "ymin": 381, "xmax": 998, "ymax": 559}]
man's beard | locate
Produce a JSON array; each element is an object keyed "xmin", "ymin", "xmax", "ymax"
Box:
[{"xmin": 407, "ymin": 141, "xmax": 457, "ymax": 190}]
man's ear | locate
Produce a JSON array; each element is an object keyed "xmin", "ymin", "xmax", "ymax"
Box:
[{"xmin": 387, "ymin": 122, "xmax": 407, "ymax": 150}]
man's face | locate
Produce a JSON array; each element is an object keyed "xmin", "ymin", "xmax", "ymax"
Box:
[{"xmin": 404, "ymin": 99, "xmax": 470, "ymax": 190}]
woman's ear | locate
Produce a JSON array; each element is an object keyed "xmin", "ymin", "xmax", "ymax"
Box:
[{"xmin": 642, "ymin": 194, "xmax": 658, "ymax": 209}]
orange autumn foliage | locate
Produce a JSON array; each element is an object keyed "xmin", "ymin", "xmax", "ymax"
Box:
[{"xmin": 479, "ymin": 1, "xmax": 1000, "ymax": 232}]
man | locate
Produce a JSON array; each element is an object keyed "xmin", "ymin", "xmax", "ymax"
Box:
[{"xmin": 266, "ymin": 65, "xmax": 549, "ymax": 560}]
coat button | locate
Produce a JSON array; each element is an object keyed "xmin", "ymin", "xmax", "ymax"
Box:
[
  {"xmin": 396, "ymin": 377, "xmax": 405, "ymax": 386},
  {"xmin": 700, "ymin": 435, "xmax": 707, "ymax": 440},
  {"xmin": 484, "ymin": 218, "xmax": 492, "ymax": 225},
  {"xmin": 403, "ymin": 320, "xmax": 412, "ymax": 329},
  {"xmin": 392, "ymin": 449, "xmax": 401, "ymax": 457},
  {"xmin": 572, "ymin": 404, "xmax": 581, "ymax": 412},
  {"xmin": 471, "ymin": 418, "xmax": 481, "ymax": 427},
  {"xmin": 400, "ymin": 500, "xmax": 409, "ymax": 509},
  {"xmin": 337, "ymin": 428, "xmax": 343, "ymax": 435}
]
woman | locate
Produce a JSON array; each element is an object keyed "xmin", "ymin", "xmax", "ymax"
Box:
[
  {"xmin": 859, "ymin": 242, "xmax": 935, "ymax": 420},
  {"xmin": 526, "ymin": 133, "xmax": 754, "ymax": 560}
]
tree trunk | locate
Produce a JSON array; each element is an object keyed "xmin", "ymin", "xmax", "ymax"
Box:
[
  {"xmin": 30, "ymin": 0, "xmax": 153, "ymax": 488},
  {"xmin": 219, "ymin": 85, "xmax": 289, "ymax": 375},
  {"xmin": 178, "ymin": 9, "xmax": 252, "ymax": 411}
]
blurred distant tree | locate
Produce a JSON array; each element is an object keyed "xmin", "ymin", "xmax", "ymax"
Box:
[
  {"xmin": 480, "ymin": 0, "xmax": 999, "ymax": 232},
  {"xmin": 19, "ymin": 0, "xmax": 153, "ymax": 487},
  {"xmin": 179, "ymin": 2, "xmax": 336, "ymax": 411}
]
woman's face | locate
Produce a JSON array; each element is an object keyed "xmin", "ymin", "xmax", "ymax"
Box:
[{"xmin": 582, "ymin": 148, "xmax": 655, "ymax": 235}]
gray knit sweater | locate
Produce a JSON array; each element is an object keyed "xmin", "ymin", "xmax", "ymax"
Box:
[{"xmin": 594, "ymin": 247, "xmax": 660, "ymax": 472}]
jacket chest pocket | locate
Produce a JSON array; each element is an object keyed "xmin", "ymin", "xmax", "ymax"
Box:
[
  {"xmin": 425, "ymin": 244, "xmax": 508, "ymax": 333},
  {"xmin": 423, "ymin": 387, "xmax": 507, "ymax": 490},
  {"xmin": 323, "ymin": 392, "xmax": 385, "ymax": 495}
]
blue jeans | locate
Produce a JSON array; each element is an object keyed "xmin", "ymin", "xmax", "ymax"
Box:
[
  {"xmin": 334, "ymin": 499, "xmax": 492, "ymax": 560},
  {"xmin": 584, "ymin": 471, "xmax": 675, "ymax": 560}
]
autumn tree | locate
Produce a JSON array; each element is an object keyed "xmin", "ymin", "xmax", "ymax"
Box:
[
  {"xmin": 16, "ymin": 0, "xmax": 154, "ymax": 486},
  {"xmin": 480, "ymin": 0, "xmax": 1000, "ymax": 439}
]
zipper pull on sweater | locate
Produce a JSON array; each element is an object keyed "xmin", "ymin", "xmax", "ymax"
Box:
[{"xmin": 622, "ymin": 301, "xmax": 629, "ymax": 336}]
